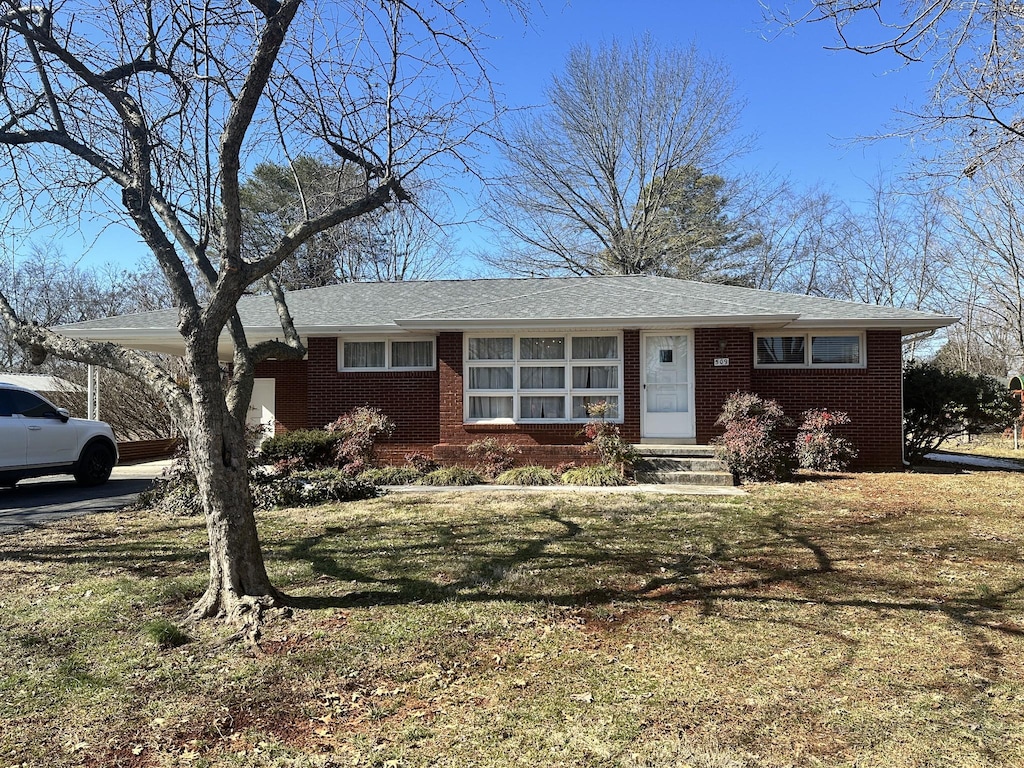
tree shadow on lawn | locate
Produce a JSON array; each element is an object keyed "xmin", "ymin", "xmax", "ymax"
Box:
[
  {"xmin": 2, "ymin": 500, "xmax": 1020, "ymax": 648},
  {"xmin": 0, "ymin": 517, "xmax": 209, "ymax": 579},
  {"xmin": 276, "ymin": 504, "xmax": 1024, "ymax": 645}
]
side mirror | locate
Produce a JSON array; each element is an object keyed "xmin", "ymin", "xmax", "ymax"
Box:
[{"xmin": 56, "ymin": 408, "xmax": 71, "ymax": 423}]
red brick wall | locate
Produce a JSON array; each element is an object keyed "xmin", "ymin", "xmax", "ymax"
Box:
[
  {"xmin": 253, "ymin": 359, "xmax": 308, "ymax": 433},
  {"xmin": 622, "ymin": 330, "xmax": 642, "ymax": 442},
  {"xmin": 260, "ymin": 327, "xmax": 906, "ymax": 471},
  {"xmin": 752, "ymin": 329, "xmax": 904, "ymax": 470},
  {"xmin": 693, "ymin": 328, "xmax": 753, "ymax": 443},
  {"xmin": 304, "ymin": 336, "xmax": 440, "ymax": 460}
]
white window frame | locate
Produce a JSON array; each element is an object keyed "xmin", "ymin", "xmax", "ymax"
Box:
[
  {"xmin": 464, "ymin": 332, "xmax": 624, "ymax": 424},
  {"xmin": 338, "ymin": 336, "xmax": 436, "ymax": 372},
  {"xmin": 754, "ymin": 331, "xmax": 866, "ymax": 369}
]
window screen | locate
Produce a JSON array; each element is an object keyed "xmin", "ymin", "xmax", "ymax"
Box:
[{"xmin": 811, "ymin": 336, "xmax": 861, "ymax": 365}]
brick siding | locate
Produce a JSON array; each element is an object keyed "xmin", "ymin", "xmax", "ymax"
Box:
[
  {"xmin": 750, "ymin": 329, "xmax": 904, "ymax": 470},
  {"xmin": 257, "ymin": 327, "xmax": 906, "ymax": 471},
  {"xmin": 693, "ymin": 328, "xmax": 754, "ymax": 443},
  {"xmin": 253, "ymin": 359, "xmax": 308, "ymax": 433}
]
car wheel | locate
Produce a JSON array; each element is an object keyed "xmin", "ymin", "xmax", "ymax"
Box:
[{"xmin": 74, "ymin": 443, "xmax": 115, "ymax": 487}]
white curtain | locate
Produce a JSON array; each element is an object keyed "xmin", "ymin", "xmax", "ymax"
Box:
[
  {"xmin": 520, "ymin": 337, "xmax": 564, "ymax": 360},
  {"xmin": 392, "ymin": 340, "xmax": 434, "ymax": 367},
  {"xmin": 468, "ymin": 337, "xmax": 513, "ymax": 360},
  {"xmin": 520, "ymin": 396, "xmax": 565, "ymax": 419},
  {"xmin": 344, "ymin": 341, "xmax": 385, "ymax": 368},
  {"xmin": 520, "ymin": 366, "xmax": 565, "ymax": 389},
  {"xmin": 469, "ymin": 366, "xmax": 514, "ymax": 389},
  {"xmin": 572, "ymin": 365, "xmax": 617, "ymax": 389},
  {"xmin": 469, "ymin": 396, "xmax": 513, "ymax": 419},
  {"xmin": 572, "ymin": 336, "xmax": 617, "ymax": 360}
]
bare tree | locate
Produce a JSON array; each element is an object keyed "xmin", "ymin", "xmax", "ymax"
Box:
[
  {"xmin": 766, "ymin": 2, "xmax": 1024, "ymax": 179},
  {"xmin": 1, "ymin": 244, "xmax": 177, "ymax": 437},
  {"xmin": 0, "ymin": 0, "xmax": 518, "ymax": 635},
  {"xmin": 828, "ymin": 175, "xmax": 952, "ymax": 312},
  {"xmin": 742, "ymin": 180, "xmax": 849, "ymax": 294},
  {"xmin": 944, "ymin": 166, "xmax": 1024, "ymax": 373},
  {"xmin": 485, "ymin": 35, "xmax": 750, "ymax": 277}
]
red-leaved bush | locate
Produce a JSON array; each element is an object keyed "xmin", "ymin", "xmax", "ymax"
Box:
[
  {"xmin": 580, "ymin": 400, "xmax": 638, "ymax": 472},
  {"xmin": 713, "ymin": 392, "xmax": 794, "ymax": 482},
  {"xmin": 325, "ymin": 406, "xmax": 395, "ymax": 474},
  {"xmin": 794, "ymin": 409, "xmax": 857, "ymax": 471}
]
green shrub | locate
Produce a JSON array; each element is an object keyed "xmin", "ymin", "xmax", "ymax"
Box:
[
  {"xmin": 259, "ymin": 429, "xmax": 339, "ymax": 467},
  {"xmin": 559, "ymin": 464, "xmax": 628, "ymax": 486},
  {"xmin": 420, "ymin": 466, "xmax": 485, "ymax": 486},
  {"xmin": 494, "ymin": 465, "xmax": 557, "ymax": 486},
  {"xmin": 251, "ymin": 468, "xmax": 381, "ymax": 509},
  {"xmin": 358, "ymin": 466, "xmax": 423, "ymax": 485},
  {"xmin": 903, "ymin": 361, "xmax": 1020, "ymax": 462}
]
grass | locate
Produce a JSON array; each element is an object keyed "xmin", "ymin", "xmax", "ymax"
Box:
[{"xmin": 1, "ymin": 471, "xmax": 1023, "ymax": 767}]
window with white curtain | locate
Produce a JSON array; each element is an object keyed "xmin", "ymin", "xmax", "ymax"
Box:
[
  {"xmin": 754, "ymin": 332, "xmax": 865, "ymax": 368},
  {"xmin": 343, "ymin": 341, "xmax": 386, "ymax": 369},
  {"xmin": 465, "ymin": 333, "xmax": 622, "ymax": 422},
  {"xmin": 339, "ymin": 337, "xmax": 435, "ymax": 371}
]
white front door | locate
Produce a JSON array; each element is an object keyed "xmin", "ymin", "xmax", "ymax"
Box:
[
  {"xmin": 246, "ymin": 378, "xmax": 276, "ymax": 441},
  {"xmin": 641, "ymin": 332, "xmax": 694, "ymax": 439}
]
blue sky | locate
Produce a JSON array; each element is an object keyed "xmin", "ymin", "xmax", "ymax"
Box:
[
  {"xmin": 19, "ymin": 0, "xmax": 931, "ymax": 273},
  {"xmin": 477, "ymin": 1, "xmax": 930, "ymax": 198}
]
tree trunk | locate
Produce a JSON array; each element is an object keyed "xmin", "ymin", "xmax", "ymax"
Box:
[{"xmin": 183, "ymin": 355, "xmax": 285, "ymax": 638}]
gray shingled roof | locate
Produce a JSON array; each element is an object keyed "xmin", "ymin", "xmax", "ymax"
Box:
[{"xmin": 56, "ymin": 275, "xmax": 956, "ymax": 355}]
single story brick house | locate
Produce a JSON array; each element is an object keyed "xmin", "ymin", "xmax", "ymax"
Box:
[{"xmin": 58, "ymin": 275, "xmax": 956, "ymax": 469}]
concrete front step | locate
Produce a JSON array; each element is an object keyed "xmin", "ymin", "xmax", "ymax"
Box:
[
  {"xmin": 633, "ymin": 469, "xmax": 736, "ymax": 486},
  {"xmin": 639, "ymin": 456, "xmax": 725, "ymax": 472},
  {"xmin": 634, "ymin": 444, "xmax": 717, "ymax": 457},
  {"xmin": 632, "ymin": 444, "xmax": 735, "ymax": 486}
]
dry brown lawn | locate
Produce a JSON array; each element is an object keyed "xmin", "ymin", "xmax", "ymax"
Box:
[{"xmin": 1, "ymin": 468, "xmax": 1022, "ymax": 767}]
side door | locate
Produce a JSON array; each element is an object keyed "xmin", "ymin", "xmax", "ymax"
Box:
[
  {"xmin": 0, "ymin": 390, "xmax": 28, "ymax": 469},
  {"xmin": 10, "ymin": 390, "xmax": 77, "ymax": 467},
  {"xmin": 246, "ymin": 378, "xmax": 276, "ymax": 443}
]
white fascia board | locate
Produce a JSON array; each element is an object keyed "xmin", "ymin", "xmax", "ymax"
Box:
[
  {"xmin": 394, "ymin": 314, "xmax": 801, "ymax": 331},
  {"xmin": 783, "ymin": 316, "xmax": 960, "ymax": 332}
]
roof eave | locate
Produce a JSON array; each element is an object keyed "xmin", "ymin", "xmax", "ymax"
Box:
[
  {"xmin": 784, "ymin": 316, "xmax": 960, "ymax": 333},
  {"xmin": 394, "ymin": 314, "xmax": 803, "ymax": 331}
]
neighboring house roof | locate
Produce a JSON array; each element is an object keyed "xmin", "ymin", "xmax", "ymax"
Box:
[
  {"xmin": 0, "ymin": 373, "xmax": 83, "ymax": 392},
  {"xmin": 54, "ymin": 275, "xmax": 958, "ymax": 357}
]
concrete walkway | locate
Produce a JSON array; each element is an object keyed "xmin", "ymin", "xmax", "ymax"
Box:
[{"xmin": 385, "ymin": 482, "xmax": 744, "ymax": 496}]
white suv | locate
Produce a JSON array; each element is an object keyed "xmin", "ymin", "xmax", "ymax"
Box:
[{"xmin": 0, "ymin": 382, "xmax": 119, "ymax": 488}]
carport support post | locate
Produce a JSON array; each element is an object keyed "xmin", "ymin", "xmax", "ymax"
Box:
[{"xmin": 86, "ymin": 364, "xmax": 100, "ymax": 420}]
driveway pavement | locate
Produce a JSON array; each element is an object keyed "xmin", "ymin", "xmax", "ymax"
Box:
[{"xmin": 0, "ymin": 460, "xmax": 171, "ymax": 534}]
